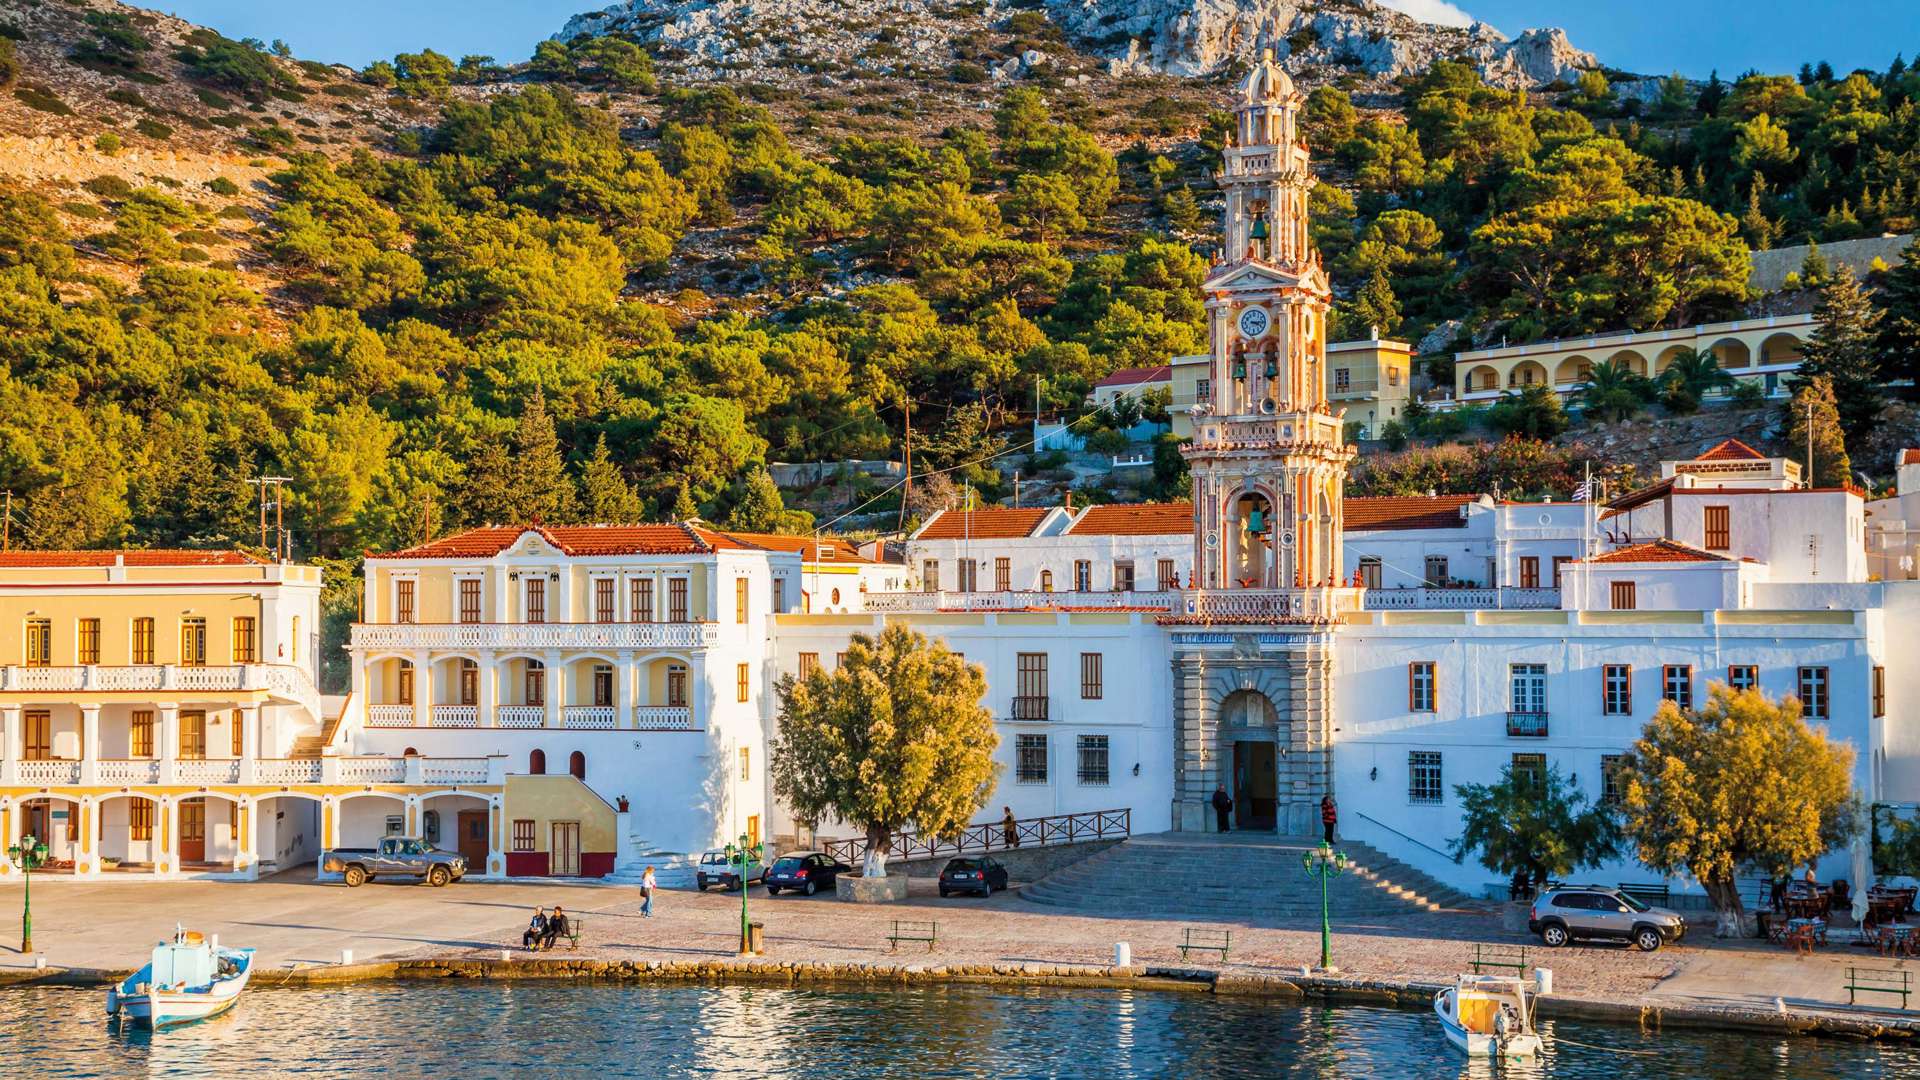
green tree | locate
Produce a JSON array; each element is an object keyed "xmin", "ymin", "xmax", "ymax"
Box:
[
  {"xmin": 1795, "ymin": 265, "xmax": 1884, "ymax": 441},
  {"xmin": 771, "ymin": 623, "xmax": 998, "ymax": 877},
  {"xmin": 1783, "ymin": 374, "xmax": 1853, "ymax": 488},
  {"xmin": 1450, "ymin": 761, "xmax": 1621, "ymax": 894},
  {"xmin": 1303, "ymin": 86, "xmax": 1358, "ymax": 146},
  {"xmin": 1003, "ymin": 173, "xmax": 1085, "ymax": 242},
  {"xmin": 1657, "ymin": 347, "xmax": 1734, "ymax": 414},
  {"xmin": 1487, "ymin": 384, "xmax": 1568, "ymax": 439},
  {"xmin": 725, "ymin": 465, "xmax": 813, "ymax": 533},
  {"xmin": 1577, "ymin": 358, "xmax": 1656, "ymax": 422},
  {"xmin": 1876, "ymin": 239, "xmax": 1920, "ymax": 384},
  {"xmin": 507, "ymin": 390, "xmax": 580, "ymax": 523},
  {"xmin": 1159, "ymin": 185, "xmax": 1205, "ymax": 234},
  {"xmin": 1618, "ymin": 685, "xmax": 1859, "ymax": 936},
  {"xmin": 1339, "ymin": 268, "xmax": 1401, "ymax": 337},
  {"xmin": 578, "ymin": 433, "xmax": 642, "ymax": 522}
]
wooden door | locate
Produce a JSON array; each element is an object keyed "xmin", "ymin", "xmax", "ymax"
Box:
[
  {"xmin": 457, "ymin": 810, "xmax": 489, "ymax": 872},
  {"xmin": 23, "ymin": 802, "xmax": 49, "ymax": 846},
  {"xmin": 179, "ymin": 798, "xmax": 206, "ymax": 863},
  {"xmin": 550, "ymin": 821, "xmax": 580, "ymax": 876}
]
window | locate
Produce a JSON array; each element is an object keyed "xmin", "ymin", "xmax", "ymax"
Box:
[
  {"xmin": 1016, "ymin": 734, "xmax": 1048, "ymax": 783},
  {"xmin": 1408, "ymin": 661, "xmax": 1436, "ymax": 712},
  {"xmin": 1704, "ymin": 505, "xmax": 1730, "ymax": 551},
  {"xmin": 1609, "ymin": 581, "xmax": 1637, "ymax": 610},
  {"xmin": 24, "ymin": 618, "xmax": 51, "ymax": 667},
  {"xmin": 1196, "ymin": 378, "xmax": 1210, "ymax": 404},
  {"xmin": 1158, "ymin": 559, "xmax": 1178, "ymax": 590},
  {"xmin": 233, "ymin": 708, "xmax": 244, "ymax": 756},
  {"xmin": 1074, "ymin": 560, "xmax": 1092, "ymax": 592},
  {"xmin": 131, "ymin": 710, "xmax": 153, "ymax": 757},
  {"xmin": 957, "ymin": 559, "xmax": 978, "ymax": 592},
  {"xmin": 1077, "ymin": 735, "xmax": 1110, "ymax": 785},
  {"xmin": 512, "ymin": 820, "xmax": 536, "ymax": 851},
  {"xmin": 1602, "ymin": 664, "xmax": 1632, "ymax": 715},
  {"xmin": 1509, "ymin": 663, "xmax": 1546, "ymax": 713},
  {"xmin": 460, "ymin": 578, "xmax": 482, "ymax": 623},
  {"xmin": 24, "ymin": 710, "xmax": 49, "ymax": 760},
  {"xmin": 529, "ymin": 749, "xmax": 546, "ymax": 775},
  {"xmin": 736, "ymin": 662, "xmax": 750, "ymax": 703},
  {"xmin": 1601, "ymin": 754, "xmax": 1626, "ymax": 804},
  {"xmin": 525, "ymin": 578, "xmax": 546, "ymax": 623},
  {"xmin": 593, "ymin": 665, "xmax": 614, "ymax": 708},
  {"xmin": 569, "ymin": 751, "xmax": 586, "ymax": 780},
  {"xmin": 632, "ymin": 579, "xmax": 654, "ymax": 623},
  {"xmin": 78, "ymin": 618, "xmax": 100, "ymax": 665},
  {"xmin": 1798, "ymin": 666, "xmax": 1829, "ymax": 719},
  {"xmin": 130, "ymin": 800, "xmax": 154, "ymax": 842},
  {"xmin": 994, "ymin": 558, "xmax": 1011, "ymax": 592},
  {"xmin": 1113, "ymin": 561, "xmax": 1135, "ymax": 592},
  {"xmin": 1510, "ymin": 752, "xmax": 1547, "ymax": 789},
  {"xmin": 596, "ymin": 578, "xmax": 616, "ymax": 623},
  {"xmin": 232, "ymin": 617, "xmax": 257, "ymax": 663},
  {"xmin": 179, "ymin": 617, "xmax": 208, "ymax": 666},
  {"xmin": 668, "ymin": 578, "xmax": 689, "ymax": 622},
  {"xmin": 1409, "ymin": 751, "xmax": 1443, "ymax": 805},
  {"xmin": 179, "ymin": 710, "xmax": 206, "ymax": 760},
  {"xmin": 1519, "ymin": 557, "xmax": 1539, "ymax": 589},
  {"xmin": 1551, "ymin": 556, "xmax": 1572, "ymax": 587},
  {"xmin": 735, "ymin": 578, "xmax": 749, "ymax": 623},
  {"xmin": 397, "ymin": 661, "xmax": 415, "ymax": 705},
  {"xmin": 1358, "ymin": 557, "xmax": 1382, "ymax": 590},
  {"xmin": 1424, "ymin": 555, "xmax": 1448, "ymax": 584},
  {"xmin": 835, "ymin": 652, "xmax": 848, "ymax": 669},
  {"xmin": 525, "ymin": 662, "xmax": 545, "ymax": 707},
  {"xmin": 1662, "ymin": 664, "xmax": 1692, "ymax": 710},
  {"xmin": 798, "ymin": 653, "xmax": 820, "ymax": 679},
  {"xmin": 1015, "ymin": 653, "xmax": 1048, "ymax": 720},
  {"xmin": 396, "ymin": 579, "xmax": 415, "ymax": 624},
  {"xmin": 1387, "ymin": 364, "xmax": 1402, "ymax": 387},
  {"xmin": 667, "ymin": 664, "xmax": 687, "ymax": 708},
  {"xmin": 1080, "ymin": 653, "xmax": 1103, "ymax": 699},
  {"xmin": 1873, "ymin": 665, "xmax": 1886, "ymax": 718},
  {"xmin": 459, "ymin": 660, "xmax": 478, "ymax": 706},
  {"xmin": 1039, "ymin": 569, "xmax": 1053, "ymax": 592},
  {"xmin": 739, "ymin": 746, "xmax": 751, "ymax": 782},
  {"xmin": 922, "ymin": 560, "xmax": 940, "ymax": 592},
  {"xmin": 132, "ymin": 617, "xmax": 155, "ymax": 664},
  {"xmin": 1334, "ymin": 367, "xmax": 1351, "ymax": 390},
  {"xmin": 1727, "ymin": 664, "xmax": 1758, "ymax": 691}
]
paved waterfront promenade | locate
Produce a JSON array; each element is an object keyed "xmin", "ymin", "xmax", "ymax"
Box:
[{"xmin": 0, "ymin": 869, "xmax": 1908, "ymax": 1023}]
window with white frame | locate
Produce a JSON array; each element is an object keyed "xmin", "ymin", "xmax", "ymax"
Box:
[
  {"xmin": 1509, "ymin": 663, "xmax": 1546, "ymax": 714},
  {"xmin": 1016, "ymin": 734, "xmax": 1048, "ymax": 783},
  {"xmin": 1076, "ymin": 735, "xmax": 1109, "ymax": 785},
  {"xmin": 1602, "ymin": 664, "xmax": 1631, "ymax": 716},
  {"xmin": 1409, "ymin": 751, "xmax": 1442, "ymax": 805}
]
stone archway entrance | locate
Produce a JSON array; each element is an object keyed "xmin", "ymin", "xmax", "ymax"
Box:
[{"xmin": 1220, "ymin": 689, "xmax": 1279, "ymax": 830}]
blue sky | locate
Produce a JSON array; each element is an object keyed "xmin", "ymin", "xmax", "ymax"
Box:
[{"xmin": 156, "ymin": 1, "xmax": 1918, "ymax": 79}]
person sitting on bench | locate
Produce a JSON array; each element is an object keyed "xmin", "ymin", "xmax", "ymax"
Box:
[
  {"xmin": 543, "ymin": 905, "xmax": 570, "ymax": 950},
  {"xmin": 523, "ymin": 907, "xmax": 548, "ymax": 950}
]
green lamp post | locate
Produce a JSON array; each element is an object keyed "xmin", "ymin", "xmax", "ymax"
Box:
[
  {"xmin": 724, "ymin": 834, "xmax": 764, "ymax": 955},
  {"xmin": 1301, "ymin": 841, "xmax": 1350, "ymax": 972},
  {"xmin": 9, "ymin": 833, "xmax": 49, "ymax": 955}
]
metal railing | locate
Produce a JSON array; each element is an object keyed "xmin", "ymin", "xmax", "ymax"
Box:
[
  {"xmin": 1350, "ymin": 809, "xmax": 1457, "ymax": 864},
  {"xmin": 1010, "ymin": 696, "xmax": 1050, "ymax": 721},
  {"xmin": 821, "ymin": 807, "xmax": 1130, "ymax": 867},
  {"xmin": 1506, "ymin": 712, "xmax": 1550, "ymax": 737}
]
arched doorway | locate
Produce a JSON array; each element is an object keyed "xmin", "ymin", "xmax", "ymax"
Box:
[
  {"xmin": 568, "ymin": 751, "xmax": 586, "ymax": 780},
  {"xmin": 529, "ymin": 748, "xmax": 546, "ymax": 775},
  {"xmin": 1229, "ymin": 490, "xmax": 1276, "ymax": 587},
  {"xmin": 1219, "ymin": 689, "xmax": 1280, "ymax": 832}
]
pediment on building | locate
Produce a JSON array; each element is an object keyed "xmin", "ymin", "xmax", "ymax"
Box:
[{"xmin": 1205, "ymin": 262, "xmax": 1300, "ymax": 293}]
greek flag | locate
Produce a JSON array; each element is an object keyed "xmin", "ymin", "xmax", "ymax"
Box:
[{"xmin": 1572, "ymin": 477, "xmax": 1596, "ymax": 502}]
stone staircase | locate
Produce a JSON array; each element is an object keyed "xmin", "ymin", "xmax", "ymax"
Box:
[
  {"xmin": 602, "ymin": 839, "xmax": 700, "ymax": 889},
  {"xmin": 1019, "ymin": 832, "xmax": 1475, "ymax": 921},
  {"xmin": 288, "ymin": 714, "xmax": 344, "ymax": 759}
]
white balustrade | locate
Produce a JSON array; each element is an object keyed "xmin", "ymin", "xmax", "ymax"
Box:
[
  {"xmin": 173, "ymin": 665, "xmax": 244, "ymax": 691},
  {"xmin": 496, "ymin": 706, "xmax": 545, "ymax": 729},
  {"xmin": 633, "ymin": 706, "xmax": 694, "ymax": 731},
  {"xmin": 349, "ymin": 621, "xmax": 719, "ymax": 651},
  {"xmin": 431, "ymin": 704, "xmax": 479, "ymax": 728},
  {"xmin": 174, "ymin": 759, "xmax": 241, "ymax": 784},
  {"xmin": 96, "ymin": 759, "xmax": 161, "ymax": 784},
  {"xmin": 419, "ymin": 758, "xmax": 491, "ymax": 784},
  {"xmin": 0, "ymin": 664, "xmax": 318, "ymax": 709},
  {"xmin": 1, "ymin": 667, "xmax": 83, "ymax": 691},
  {"xmin": 1178, "ymin": 587, "xmax": 1363, "ymax": 621},
  {"xmin": 254, "ymin": 759, "xmax": 323, "ymax": 784},
  {"xmin": 93, "ymin": 667, "xmax": 166, "ymax": 691},
  {"xmin": 864, "ymin": 590, "xmax": 1176, "ymax": 613},
  {"xmin": 16, "ymin": 759, "xmax": 80, "ymax": 784},
  {"xmin": 368, "ymin": 705, "xmax": 414, "ymax": 727},
  {"xmin": 336, "ymin": 757, "xmax": 406, "ymax": 783},
  {"xmin": 1361, "ymin": 587, "xmax": 1561, "ymax": 611},
  {"xmin": 562, "ymin": 706, "xmax": 617, "ymax": 729}
]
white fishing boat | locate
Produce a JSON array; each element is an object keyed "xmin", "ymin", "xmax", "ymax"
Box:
[
  {"xmin": 105, "ymin": 927, "xmax": 254, "ymax": 1030},
  {"xmin": 1434, "ymin": 973, "xmax": 1544, "ymax": 1059}
]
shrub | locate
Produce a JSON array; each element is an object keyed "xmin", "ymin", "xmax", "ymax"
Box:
[
  {"xmin": 194, "ymin": 87, "xmax": 234, "ymax": 109},
  {"xmin": 0, "ymin": 38, "xmax": 15, "ymax": 90},
  {"xmin": 14, "ymin": 85, "xmax": 72, "ymax": 115},
  {"xmin": 1728, "ymin": 379, "xmax": 1767, "ymax": 407},
  {"xmin": 94, "ymin": 133, "xmax": 123, "ymax": 154},
  {"xmin": 62, "ymin": 200, "xmax": 108, "ymax": 220},
  {"xmin": 83, "ymin": 175, "xmax": 135, "ymax": 199},
  {"xmin": 183, "ymin": 35, "xmax": 288, "ymax": 98},
  {"xmin": 949, "ymin": 62, "xmax": 988, "ymax": 84},
  {"xmin": 216, "ymin": 204, "xmax": 253, "ymax": 220},
  {"xmin": 206, "ymin": 176, "xmax": 240, "ymax": 196},
  {"xmin": 134, "ymin": 118, "xmax": 173, "ymax": 140},
  {"xmin": 246, "ymin": 125, "xmax": 296, "ymax": 150},
  {"xmin": 105, "ymin": 88, "xmax": 146, "ymax": 108},
  {"xmin": 178, "ymin": 246, "xmax": 211, "ymax": 262}
]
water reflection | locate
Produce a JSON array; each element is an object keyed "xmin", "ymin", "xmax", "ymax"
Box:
[{"xmin": 0, "ymin": 983, "xmax": 1913, "ymax": 1079}]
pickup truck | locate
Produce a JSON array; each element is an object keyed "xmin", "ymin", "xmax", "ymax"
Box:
[{"xmin": 321, "ymin": 837, "xmax": 467, "ymax": 887}]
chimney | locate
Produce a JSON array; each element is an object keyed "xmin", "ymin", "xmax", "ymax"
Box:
[{"xmin": 1065, "ymin": 490, "xmax": 1074, "ymax": 511}]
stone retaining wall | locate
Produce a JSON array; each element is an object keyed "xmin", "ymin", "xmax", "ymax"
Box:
[{"xmin": 887, "ymin": 838, "xmax": 1122, "ymax": 880}]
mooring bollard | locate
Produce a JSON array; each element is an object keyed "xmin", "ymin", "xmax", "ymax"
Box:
[
  {"xmin": 339, "ymin": 949, "xmax": 354, "ymax": 966},
  {"xmin": 211, "ymin": 935, "xmax": 220, "ymax": 951},
  {"xmin": 1113, "ymin": 942, "xmax": 1131, "ymax": 967},
  {"xmin": 1535, "ymin": 967, "xmax": 1553, "ymax": 995},
  {"xmin": 500, "ymin": 949, "xmax": 512, "ymax": 962},
  {"xmin": 34, "ymin": 957, "xmax": 46, "ymax": 970}
]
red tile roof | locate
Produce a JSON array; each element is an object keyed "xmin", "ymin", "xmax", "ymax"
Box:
[
  {"xmin": 1067, "ymin": 502, "xmax": 1194, "ymax": 536},
  {"xmin": 1343, "ymin": 495, "xmax": 1478, "ymax": 531},
  {"xmin": 1696, "ymin": 438, "xmax": 1767, "ymax": 461},
  {"xmin": 1092, "ymin": 364, "xmax": 1173, "ymax": 390},
  {"xmin": 916, "ymin": 507, "xmax": 1053, "ymax": 540},
  {"xmin": 1587, "ymin": 540, "xmax": 1731, "ymax": 564},
  {"xmin": 370, "ymin": 524, "xmax": 714, "ymax": 559},
  {"xmin": 1602, "ymin": 478, "xmax": 1676, "ymax": 516},
  {"xmin": 1903, "ymin": 450, "xmax": 1920, "ymax": 466},
  {"xmin": 0, "ymin": 549, "xmax": 265, "ymax": 568},
  {"xmin": 706, "ymin": 530, "xmax": 873, "ymax": 563}
]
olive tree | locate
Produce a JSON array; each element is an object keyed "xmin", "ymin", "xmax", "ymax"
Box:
[
  {"xmin": 770, "ymin": 624, "xmax": 998, "ymax": 877},
  {"xmin": 1450, "ymin": 761, "xmax": 1620, "ymax": 893}
]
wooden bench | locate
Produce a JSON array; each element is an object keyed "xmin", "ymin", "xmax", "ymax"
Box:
[
  {"xmin": 1470, "ymin": 943, "xmax": 1528, "ymax": 976},
  {"xmin": 1617, "ymin": 881, "xmax": 1670, "ymax": 907},
  {"xmin": 887, "ymin": 920, "xmax": 938, "ymax": 953},
  {"xmin": 1845, "ymin": 966, "xmax": 1911, "ymax": 1007},
  {"xmin": 1177, "ymin": 928, "xmax": 1231, "ymax": 962},
  {"xmin": 562, "ymin": 914, "xmax": 584, "ymax": 951}
]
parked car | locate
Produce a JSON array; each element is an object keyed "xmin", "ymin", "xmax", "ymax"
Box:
[
  {"xmin": 938, "ymin": 856, "xmax": 1009, "ymax": 898},
  {"xmin": 695, "ymin": 849, "xmax": 765, "ymax": 892},
  {"xmin": 764, "ymin": 852, "xmax": 850, "ymax": 896},
  {"xmin": 321, "ymin": 837, "xmax": 466, "ymax": 888},
  {"xmin": 1528, "ymin": 884, "xmax": 1687, "ymax": 951}
]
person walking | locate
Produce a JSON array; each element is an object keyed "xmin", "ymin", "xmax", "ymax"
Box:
[
  {"xmin": 1211, "ymin": 784, "xmax": 1233, "ymax": 833},
  {"xmin": 641, "ymin": 864, "xmax": 657, "ymax": 918},
  {"xmin": 1001, "ymin": 806, "xmax": 1019, "ymax": 849},
  {"xmin": 1320, "ymin": 794, "xmax": 1337, "ymax": 846}
]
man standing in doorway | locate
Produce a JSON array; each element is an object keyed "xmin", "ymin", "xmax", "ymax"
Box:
[
  {"xmin": 641, "ymin": 864, "xmax": 657, "ymax": 918},
  {"xmin": 1320, "ymin": 794, "xmax": 1337, "ymax": 845},
  {"xmin": 1212, "ymin": 784, "xmax": 1233, "ymax": 833}
]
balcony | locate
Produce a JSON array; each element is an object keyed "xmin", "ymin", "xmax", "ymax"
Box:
[
  {"xmin": 97, "ymin": 759, "xmax": 160, "ymax": 784},
  {"xmin": 1010, "ymin": 696, "xmax": 1050, "ymax": 722},
  {"xmin": 349, "ymin": 621, "xmax": 720, "ymax": 652},
  {"xmin": 368, "ymin": 704, "xmax": 413, "ymax": 728},
  {"xmin": 255, "ymin": 758, "xmax": 323, "ymax": 784},
  {"xmin": 634, "ymin": 706, "xmax": 693, "ymax": 730},
  {"xmin": 335, "ymin": 757, "xmax": 405, "ymax": 783},
  {"xmin": 431, "ymin": 704, "xmax": 478, "ymax": 728},
  {"xmin": 1363, "ymin": 587, "xmax": 1561, "ymax": 611},
  {"xmin": 1507, "ymin": 712, "xmax": 1550, "ymax": 737},
  {"xmin": 497, "ymin": 705, "xmax": 545, "ymax": 728},
  {"xmin": 562, "ymin": 706, "xmax": 617, "ymax": 729},
  {"xmin": 17, "ymin": 759, "xmax": 80, "ymax": 784},
  {"xmin": 175, "ymin": 759, "xmax": 241, "ymax": 784},
  {"xmin": 866, "ymin": 590, "xmax": 1176, "ymax": 613},
  {"xmin": 0, "ymin": 664, "xmax": 321, "ymax": 719},
  {"xmin": 1174, "ymin": 588, "xmax": 1364, "ymax": 622}
]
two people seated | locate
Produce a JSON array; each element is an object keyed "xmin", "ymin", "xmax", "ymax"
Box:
[{"xmin": 522, "ymin": 905, "xmax": 571, "ymax": 950}]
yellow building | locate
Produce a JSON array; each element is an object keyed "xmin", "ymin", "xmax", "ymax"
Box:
[
  {"xmin": 1168, "ymin": 335, "xmax": 1412, "ymax": 439},
  {"xmin": 1449, "ymin": 312, "xmax": 1814, "ymax": 405}
]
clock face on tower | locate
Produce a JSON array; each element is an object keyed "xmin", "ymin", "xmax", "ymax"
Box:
[{"xmin": 1237, "ymin": 306, "xmax": 1270, "ymax": 340}]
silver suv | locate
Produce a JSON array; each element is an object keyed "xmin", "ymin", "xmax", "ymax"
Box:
[{"xmin": 1528, "ymin": 885, "xmax": 1688, "ymax": 952}]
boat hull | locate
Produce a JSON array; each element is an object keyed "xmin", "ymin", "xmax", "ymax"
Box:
[
  {"xmin": 108, "ymin": 944, "xmax": 254, "ymax": 1030},
  {"xmin": 1435, "ymin": 988, "xmax": 1543, "ymax": 1059}
]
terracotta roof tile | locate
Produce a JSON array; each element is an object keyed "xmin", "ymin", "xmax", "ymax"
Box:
[
  {"xmin": 1092, "ymin": 364, "xmax": 1173, "ymax": 389},
  {"xmin": 706, "ymin": 530, "xmax": 873, "ymax": 563},
  {"xmin": 1067, "ymin": 502, "xmax": 1194, "ymax": 536},
  {"xmin": 916, "ymin": 508, "xmax": 1053, "ymax": 540},
  {"xmin": 1903, "ymin": 450, "xmax": 1920, "ymax": 466},
  {"xmin": 370, "ymin": 524, "xmax": 713, "ymax": 559},
  {"xmin": 1696, "ymin": 438, "xmax": 1767, "ymax": 461},
  {"xmin": 0, "ymin": 549, "xmax": 265, "ymax": 568},
  {"xmin": 1342, "ymin": 495, "xmax": 1478, "ymax": 531},
  {"xmin": 1587, "ymin": 539, "xmax": 1731, "ymax": 564}
]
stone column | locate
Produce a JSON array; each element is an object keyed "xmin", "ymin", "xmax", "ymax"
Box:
[
  {"xmin": 615, "ymin": 649, "xmax": 634, "ymax": 728},
  {"xmin": 237, "ymin": 704, "xmax": 261, "ymax": 785},
  {"xmin": 543, "ymin": 648, "xmax": 563, "ymax": 727},
  {"xmin": 411, "ymin": 648, "xmax": 431, "ymax": 727},
  {"xmin": 478, "ymin": 651, "xmax": 497, "ymax": 727},
  {"xmin": 235, "ymin": 799, "xmax": 258, "ymax": 880},
  {"xmin": 157, "ymin": 704, "xmax": 179, "ymax": 786},
  {"xmin": 0, "ymin": 704, "xmax": 20, "ymax": 784},
  {"xmin": 157, "ymin": 797, "xmax": 174, "ymax": 877},
  {"xmin": 79, "ymin": 705, "xmax": 100, "ymax": 785}
]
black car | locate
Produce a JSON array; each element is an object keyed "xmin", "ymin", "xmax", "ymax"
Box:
[
  {"xmin": 764, "ymin": 851, "xmax": 849, "ymax": 896},
  {"xmin": 939, "ymin": 856, "xmax": 1009, "ymax": 898}
]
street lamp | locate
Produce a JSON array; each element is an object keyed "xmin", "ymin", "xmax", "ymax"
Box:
[
  {"xmin": 1301, "ymin": 841, "xmax": 1350, "ymax": 972},
  {"xmin": 723, "ymin": 833, "xmax": 764, "ymax": 956},
  {"xmin": 9, "ymin": 833, "xmax": 49, "ymax": 955}
]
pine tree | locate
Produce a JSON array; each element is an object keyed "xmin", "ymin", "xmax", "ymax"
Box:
[
  {"xmin": 1875, "ymin": 238, "xmax": 1920, "ymax": 384},
  {"xmin": 1795, "ymin": 265, "xmax": 1885, "ymax": 442},
  {"xmin": 1345, "ymin": 268, "xmax": 1401, "ymax": 336},
  {"xmin": 509, "ymin": 389, "xmax": 581, "ymax": 523},
  {"xmin": 670, "ymin": 479, "xmax": 698, "ymax": 521},
  {"xmin": 1698, "ymin": 69, "xmax": 1726, "ymax": 116},
  {"xmin": 1799, "ymin": 239, "xmax": 1831, "ymax": 286},
  {"xmin": 1160, "ymin": 185, "xmax": 1205, "ymax": 234},
  {"xmin": 578, "ymin": 434, "xmax": 642, "ymax": 523},
  {"xmin": 726, "ymin": 465, "xmax": 814, "ymax": 533},
  {"xmin": 1741, "ymin": 177, "xmax": 1777, "ymax": 250},
  {"xmin": 1784, "ymin": 375, "xmax": 1852, "ymax": 488}
]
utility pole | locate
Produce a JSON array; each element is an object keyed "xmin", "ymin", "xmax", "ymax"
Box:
[
  {"xmin": 422, "ymin": 491, "xmax": 435, "ymax": 543},
  {"xmin": 248, "ymin": 476, "xmax": 292, "ymax": 561},
  {"xmin": 1, "ymin": 490, "xmax": 10, "ymax": 552},
  {"xmin": 896, "ymin": 397, "xmax": 913, "ymax": 534},
  {"xmin": 1806, "ymin": 399, "xmax": 1814, "ymax": 489}
]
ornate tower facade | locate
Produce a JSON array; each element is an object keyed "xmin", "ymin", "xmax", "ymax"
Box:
[{"xmin": 1166, "ymin": 52, "xmax": 1359, "ymax": 838}]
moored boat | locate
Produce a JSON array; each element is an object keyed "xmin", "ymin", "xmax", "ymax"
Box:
[
  {"xmin": 106, "ymin": 927, "xmax": 253, "ymax": 1030},
  {"xmin": 1434, "ymin": 973, "xmax": 1544, "ymax": 1059}
]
